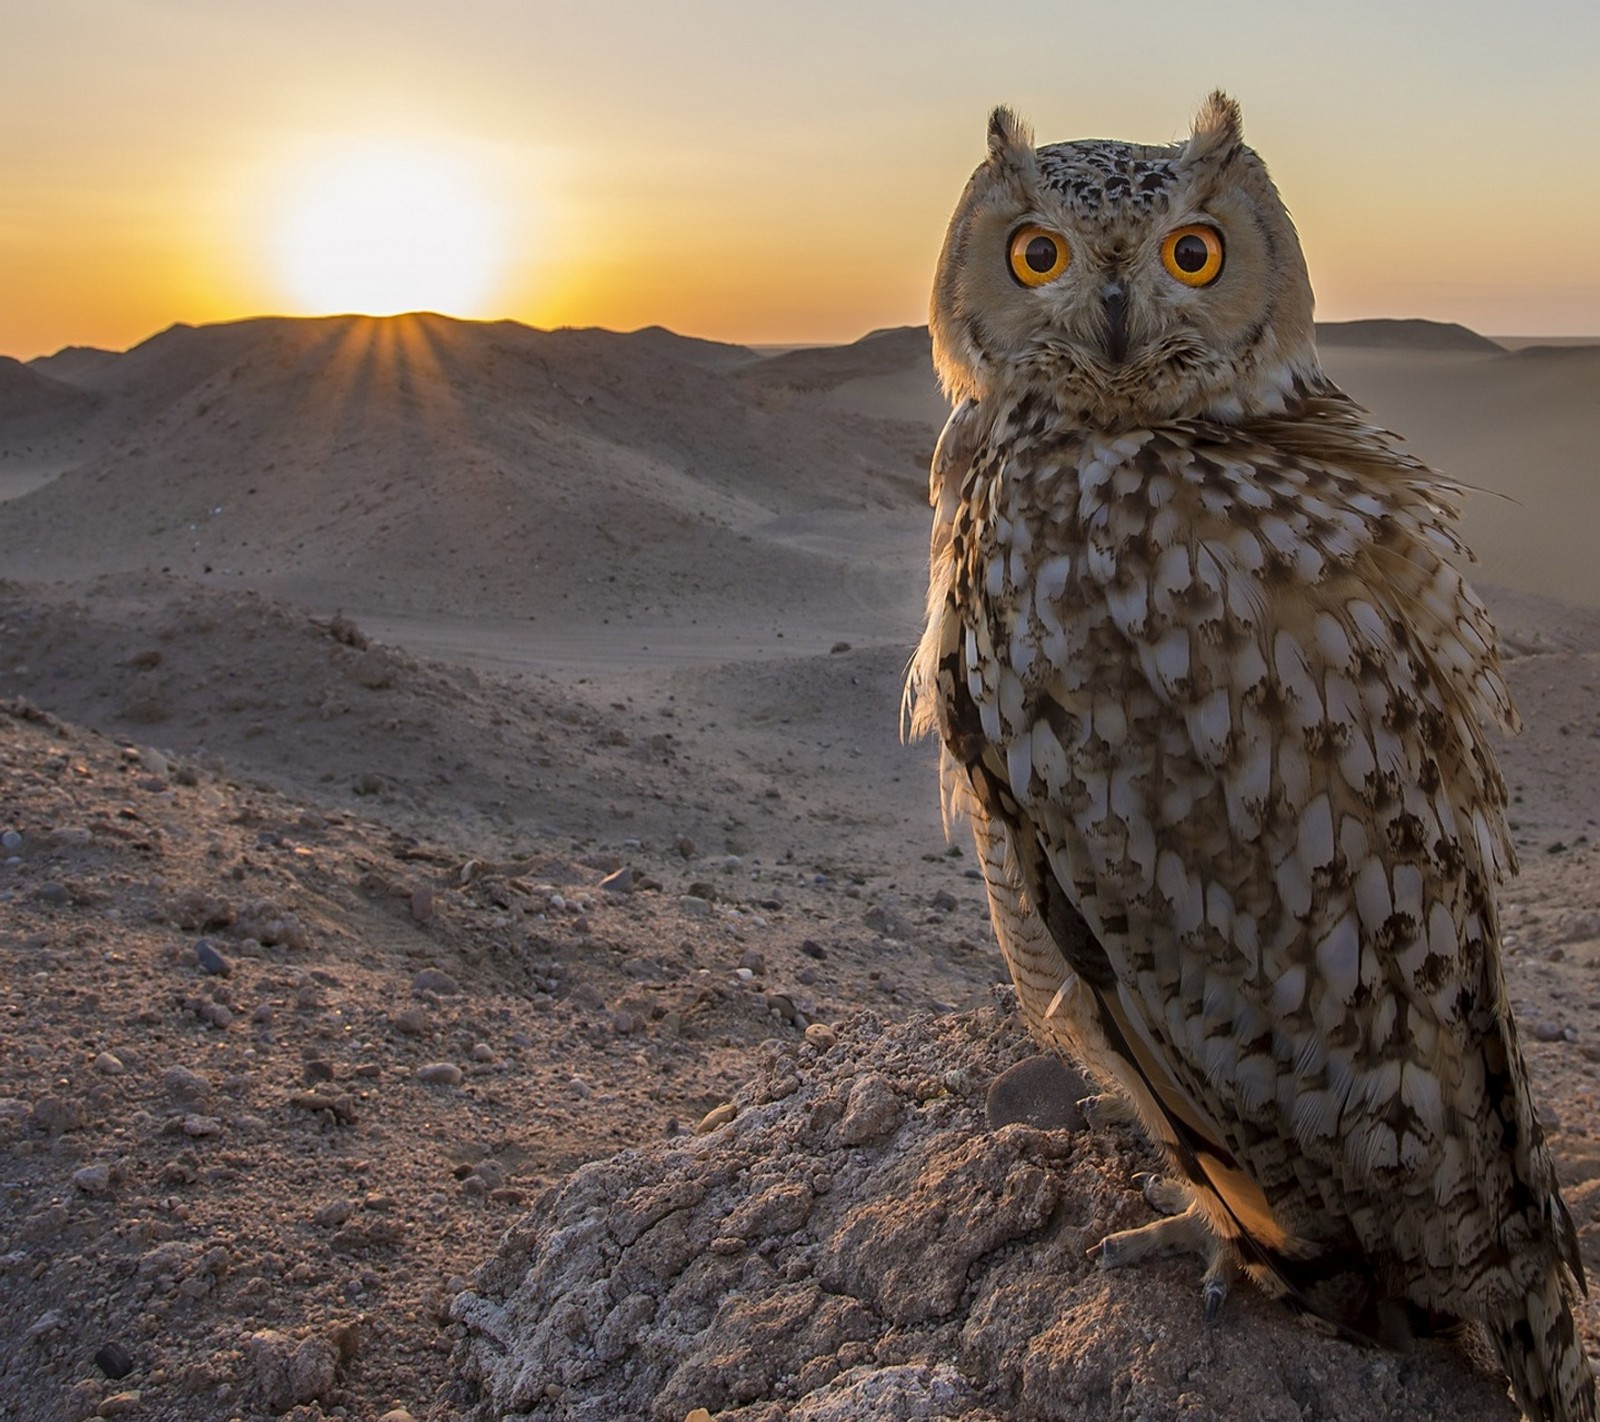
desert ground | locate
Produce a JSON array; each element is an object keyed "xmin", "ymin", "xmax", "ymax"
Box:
[{"xmin": 2, "ymin": 313, "xmax": 1600, "ymax": 1421}]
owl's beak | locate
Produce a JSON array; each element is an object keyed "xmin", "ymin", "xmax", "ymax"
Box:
[{"xmin": 1101, "ymin": 283, "xmax": 1129, "ymax": 365}]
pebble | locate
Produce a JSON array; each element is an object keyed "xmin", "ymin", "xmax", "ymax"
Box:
[
  {"xmin": 73, "ymin": 1163, "xmax": 112, "ymax": 1195},
  {"xmin": 35, "ymin": 881, "xmax": 70, "ymax": 905},
  {"xmin": 696, "ymin": 1102, "xmax": 737, "ymax": 1134},
  {"xmin": 93, "ymin": 1052, "xmax": 126, "ymax": 1076},
  {"xmin": 679, "ymin": 895, "xmax": 711, "ymax": 918},
  {"xmin": 470, "ymin": 1042, "xmax": 495, "ymax": 1063},
  {"xmin": 410, "ymin": 886, "xmax": 435, "ymax": 922},
  {"xmin": 985, "ymin": 1055, "xmax": 1090, "ymax": 1133},
  {"xmin": 162, "ymin": 1066, "xmax": 213, "ymax": 1102},
  {"xmin": 804, "ymin": 1023, "xmax": 838, "ymax": 1050},
  {"xmin": 181, "ymin": 1115, "xmax": 223, "ymax": 1137},
  {"xmin": 97, "ymin": 1391, "xmax": 142, "ymax": 1417},
  {"xmin": 1533, "ymin": 1021, "xmax": 1572, "ymax": 1044},
  {"xmin": 94, "ymin": 1342, "xmax": 135, "ymax": 1380},
  {"xmin": 417, "ymin": 1062, "xmax": 464, "ymax": 1086},
  {"xmin": 0, "ymin": 830, "xmax": 21, "ymax": 850},
  {"xmin": 599, "ymin": 866, "xmax": 635, "ymax": 893},
  {"xmin": 411, "ymin": 967, "xmax": 460, "ymax": 996},
  {"xmin": 194, "ymin": 938, "xmax": 232, "ymax": 976},
  {"xmin": 393, "ymin": 1006, "xmax": 430, "ymax": 1036},
  {"xmin": 378, "ymin": 1411, "xmax": 419, "ymax": 1422},
  {"xmin": 799, "ymin": 939, "xmax": 827, "ymax": 960}
]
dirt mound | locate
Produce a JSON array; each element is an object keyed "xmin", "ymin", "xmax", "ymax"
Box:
[{"xmin": 452, "ymin": 1007, "xmax": 1520, "ymax": 1422}]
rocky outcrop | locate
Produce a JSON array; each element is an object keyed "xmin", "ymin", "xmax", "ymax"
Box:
[{"xmin": 451, "ymin": 1005, "xmax": 1517, "ymax": 1421}]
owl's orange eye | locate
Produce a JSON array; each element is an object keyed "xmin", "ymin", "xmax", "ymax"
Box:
[
  {"xmin": 1008, "ymin": 225, "xmax": 1069, "ymax": 287},
  {"xmin": 1160, "ymin": 225, "xmax": 1225, "ymax": 287}
]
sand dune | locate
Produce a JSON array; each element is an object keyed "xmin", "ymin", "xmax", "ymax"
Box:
[{"xmin": 0, "ymin": 316, "xmax": 936, "ymax": 650}]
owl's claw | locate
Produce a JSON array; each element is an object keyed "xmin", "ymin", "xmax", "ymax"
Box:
[
  {"xmin": 1079, "ymin": 1092, "xmax": 1135, "ymax": 1128},
  {"xmin": 1093, "ymin": 1179, "xmax": 1238, "ymax": 1326}
]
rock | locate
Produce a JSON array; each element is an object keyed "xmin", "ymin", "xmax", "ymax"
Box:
[
  {"xmin": 246, "ymin": 1329, "xmax": 339, "ymax": 1410},
  {"xmin": 94, "ymin": 1342, "xmax": 135, "ymax": 1380},
  {"xmin": 985, "ymin": 1054, "xmax": 1090, "ymax": 1133},
  {"xmin": 679, "ymin": 894, "xmax": 712, "ymax": 917},
  {"xmin": 96, "ymin": 1391, "xmax": 141, "ymax": 1418},
  {"xmin": 805, "ymin": 1023, "xmax": 838, "ymax": 1050},
  {"xmin": 1, "ymin": 829, "xmax": 22, "ymax": 850},
  {"xmin": 28, "ymin": 1094, "xmax": 86, "ymax": 1134},
  {"xmin": 453, "ymin": 1008, "xmax": 1521, "ymax": 1422},
  {"xmin": 193, "ymin": 938, "xmax": 232, "ymax": 976},
  {"xmin": 162, "ymin": 1066, "xmax": 212, "ymax": 1101},
  {"xmin": 93, "ymin": 1051, "xmax": 126, "ymax": 1075},
  {"xmin": 599, "ymin": 866, "xmax": 635, "ymax": 893},
  {"xmin": 410, "ymin": 886, "xmax": 435, "ymax": 922},
  {"xmin": 411, "ymin": 967, "xmax": 460, "ymax": 996},
  {"xmin": 73, "ymin": 1163, "xmax": 113, "ymax": 1195},
  {"xmin": 417, "ymin": 1062, "xmax": 464, "ymax": 1086},
  {"xmin": 393, "ymin": 1006, "xmax": 431, "ymax": 1036},
  {"xmin": 696, "ymin": 1102, "xmax": 737, "ymax": 1134}
]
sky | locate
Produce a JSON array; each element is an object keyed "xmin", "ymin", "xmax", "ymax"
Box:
[{"xmin": 3, "ymin": 0, "xmax": 1599, "ymax": 360}]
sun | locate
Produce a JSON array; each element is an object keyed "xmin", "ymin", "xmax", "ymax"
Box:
[{"xmin": 271, "ymin": 141, "xmax": 505, "ymax": 317}]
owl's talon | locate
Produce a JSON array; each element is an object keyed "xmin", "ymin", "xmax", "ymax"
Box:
[
  {"xmin": 1202, "ymin": 1257, "xmax": 1236, "ymax": 1326},
  {"xmin": 1079, "ymin": 1092, "xmax": 1133, "ymax": 1128}
]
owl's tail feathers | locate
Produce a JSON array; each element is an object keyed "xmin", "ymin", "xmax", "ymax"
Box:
[{"xmin": 1492, "ymin": 1262, "xmax": 1595, "ymax": 1422}]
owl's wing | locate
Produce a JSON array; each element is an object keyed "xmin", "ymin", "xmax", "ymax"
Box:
[{"xmin": 946, "ymin": 418, "xmax": 1580, "ymax": 1344}]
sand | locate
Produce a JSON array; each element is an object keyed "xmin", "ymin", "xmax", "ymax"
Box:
[{"xmin": 2, "ymin": 312, "xmax": 1599, "ymax": 1421}]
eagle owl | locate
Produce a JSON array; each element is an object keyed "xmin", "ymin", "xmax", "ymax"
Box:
[{"xmin": 906, "ymin": 92, "xmax": 1594, "ymax": 1421}]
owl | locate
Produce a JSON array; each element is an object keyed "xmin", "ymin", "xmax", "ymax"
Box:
[{"xmin": 906, "ymin": 93, "xmax": 1594, "ymax": 1422}]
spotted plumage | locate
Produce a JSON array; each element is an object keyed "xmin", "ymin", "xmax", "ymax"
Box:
[{"xmin": 907, "ymin": 93, "xmax": 1593, "ymax": 1421}]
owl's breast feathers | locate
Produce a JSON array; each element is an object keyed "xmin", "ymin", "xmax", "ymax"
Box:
[{"xmin": 908, "ymin": 390, "xmax": 1586, "ymax": 1344}]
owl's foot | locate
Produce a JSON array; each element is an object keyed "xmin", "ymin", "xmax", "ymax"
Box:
[
  {"xmin": 1078, "ymin": 1092, "xmax": 1136, "ymax": 1128},
  {"xmin": 1091, "ymin": 1174, "xmax": 1237, "ymax": 1325}
]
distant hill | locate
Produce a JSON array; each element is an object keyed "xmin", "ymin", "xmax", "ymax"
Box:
[
  {"xmin": 0, "ymin": 313, "xmax": 933, "ymax": 624},
  {"xmin": 1314, "ymin": 319, "xmax": 1503, "ymax": 353},
  {"xmin": 27, "ymin": 344, "xmax": 123, "ymax": 387},
  {"xmin": 743, "ymin": 327, "xmax": 933, "ymax": 392},
  {"xmin": 0, "ymin": 355, "xmax": 99, "ymax": 421}
]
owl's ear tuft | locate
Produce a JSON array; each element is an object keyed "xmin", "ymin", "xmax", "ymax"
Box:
[
  {"xmin": 1183, "ymin": 91, "xmax": 1244, "ymax": 166},
  {"xmin": 986, "ymin": 107, "xmax": 1036, "ymax": 171}
]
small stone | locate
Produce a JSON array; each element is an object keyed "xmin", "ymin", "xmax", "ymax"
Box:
[
  {"xmin": 804, "ymin": 1023, "xmax": 838, "ymax": 1050},
  {"xmin": 95, "ymin": 1341, "xmax": 135, "ymax": 1379},
  {"xmin": 985, "ymin": 1055, "xmax": 1089, "ymax": 1132},
  {"xmin": 312, "ymin": 1199, "xmax": 357, "ymax": 1228},
  {"xmin": 696, "ymin": 1102, "xmax": 737, "ymax": 1134},
  {"xmin": 29, "ymin": 1095, "xmax": 86, "ymax": 1134},
  {"xmin": 246, "ymin": 1329, "xmax": 338, "ymax": 1410},
  {"xmin": 0, "ymin": 830, "xmax": 21, "ymax": 850},
  {"xmin": 686, "ymin": 1411, "xmax": 715, "ymax": 1422},
  {"xmin": 162, "ymin": 1066, "xmax": 212, "ymax": 1101},
  {"xmin": 470, "ymin": 1042, "xmax": 495, "ymax": 1063},
  {"xmin": 1533, "ymin": 1021, "xmax": 1568, "ymax": 1044},
  {"xmin": 931, "ymin": 890, "xmax": 959, "ymax": 912},
  {"xmin": 194, "ymin": 938, "xmax": 232, "ymax": 976},
  {"xmin": 97, "ymin": 1391, "xmax": 141, "ymax": 1418},
  {"xmin": 73, "ymin": 1163, "xmax": 113, "ymax": 1195},
  {"xmin": 800, "ymin": 939, "xmax": 827, "ymax": 960},
  {"xmin": 392, "ymin": 1006, "xmax": 430, "ymax": 1036},
  {"xmin": 410, "ymin": 967, "xmax": 459, "ymax": 995},
  {"xmin": 378, "ymin": 1411, "xmax": 418, "ymax": 1422},
  {"xmin": 93, "ymin": 1052, "xmax": 126, "ymax": 1076},
  {"xmin": 599, "ymin": 866, "xmax": 635, "ymax": 893},
  {"xmin": 611, "ymin": 1011, "xmax": 637, "ymax": 1035},
  {"xmin": 181, "ymin": 1115, "xmax": 223, "ymax": 1137},
  {"xmin": 35, "ymin": 881, "xmax": 70, "ymax": 906},
  {"xmin": 303, "ymin": 1058, "xmax": 335, "ymax": 1084},
  {"xmin": 679, "ymin": 895, "xmax": 712, "ymax": 917},
  {"xmin": 409, "ymin": 886, "xmax": 435, "ymax": 922},
  {"xmin": 417, "ymin": 1062, "xmax": 464, "ymax": 1086}
]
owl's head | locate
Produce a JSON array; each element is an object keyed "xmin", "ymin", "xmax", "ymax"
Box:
[{"xmin": 930, "ymin": 93, "xmax": 1320, "ymax": 428}]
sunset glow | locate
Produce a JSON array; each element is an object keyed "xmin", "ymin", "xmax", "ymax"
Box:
[
  {"xmin": 2, "ymin": 2, "xmax": 1597, "ymax": 358},
  {"xmin": 270, "ymin": 144, "xmax": 505, "ymax": 318}
]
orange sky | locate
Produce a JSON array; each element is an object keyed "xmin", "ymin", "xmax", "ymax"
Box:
[{"xmin": 4, "ymin": 2, "xmax": 1598, "ymax": 359}]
